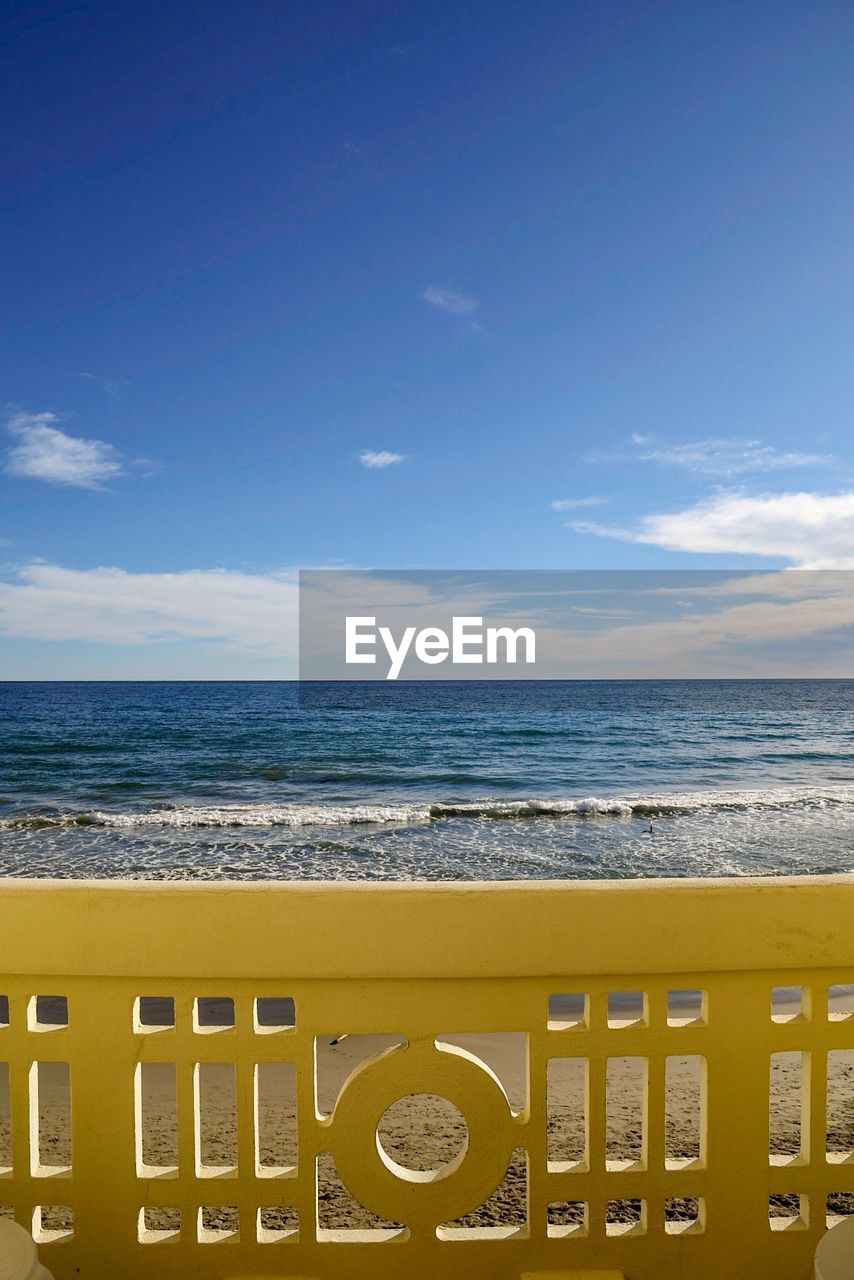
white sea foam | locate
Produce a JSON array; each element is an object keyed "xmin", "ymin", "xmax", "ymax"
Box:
[
  {"xmin": 102, "ymin": 802, "xmax": 434, "ymax": 828},
  {"xmin": 5, "ymin": 785, "xmax": 854, "ymax": 831}
]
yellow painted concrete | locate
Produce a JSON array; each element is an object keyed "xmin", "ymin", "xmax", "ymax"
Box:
[{"xmin": 0, "ymin": 875, "xmax": 850, "ymax": 1278}]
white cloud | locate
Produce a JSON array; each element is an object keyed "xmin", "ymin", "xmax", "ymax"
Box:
[
  {"xmin": 359, "ymin": 449, "xmax": 405, "ymax": 469},
  {"xmin": 570, "ymin": 489, "xmax": 854, "ymax": 568},
  {"xmin": 0, "ymin": 562, "xmax": 298, "ymax": 654},
  {"xmin": 79, "ymin": 373, "xmax": 123, "ymax": 400},
  {"xmin": 550, "ymin": 496, "xmax": 609, "ymax": 511},
  {"xmin": 422, "ymin": 286, "xmax": 478, "ymax": 316},
  {"xmin": 5, "ymin": 411, "xmax": 122, "ymax": 488},
  {"xmin": 294, "ymin": 567, "xmax": 854, "ymax": 680},
  {"xmin": 528, "ymin": 575, "xmax": 854, "ymax": 677},
  {"xmin": 13, "ymin": 560, "xmax": 848, "ymax": 679},
  {"xmin": 628, "ymin": 432, "xmax": 830, "ymax": 477}
]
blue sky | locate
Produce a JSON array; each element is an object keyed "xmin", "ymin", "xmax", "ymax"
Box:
[{"xmin": 3, "ymin": 0, "xmax": 854, "ymax": 676}]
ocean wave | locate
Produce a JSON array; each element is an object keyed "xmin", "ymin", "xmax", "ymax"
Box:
[{"xmin": 5, "ymin": 785, "xmax": 854, "ymax": 831}]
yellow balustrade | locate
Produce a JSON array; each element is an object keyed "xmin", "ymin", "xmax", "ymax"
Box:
[{"xmin": 0, "ymin": 875, "xmax": 852, "ymax": 1278}]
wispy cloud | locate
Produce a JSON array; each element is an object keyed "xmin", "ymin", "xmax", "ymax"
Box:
[
  {"xmin": 5, "ymin": 411, "xmax": 122, "ymax": 488},
  {"xmin": 626, "ymin": 433, "xmax": 831, "ymax": 478},
  {"xmin": 550, "ymin": 496, "xmax": 609, "ymax": 512},
  {"xmin": 529, "ymin": 572, "xmax": 854, "ymax": 677},
  {"xmin": 359, "ymin": 449, "xmax": 405, "ymax": 469},
  {"xmin": 0, "ymin": 562, "xmax": 298, "ymax": 654},
  {"xmin": 422, "ymin": 286, "xmax": 479, "ymax": 316},
  {"xmin": 79, "ymin": 372, "xmax": 123, "ymax": 401},
  {"xmin": 569, "ymin": 489, "xmax": 854, "ymax": 568},
  {"xmin": 299, "ymin": 566, "xmax": 854, "ymax": 680}
]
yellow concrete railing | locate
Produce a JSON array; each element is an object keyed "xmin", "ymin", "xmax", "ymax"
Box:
[{"xmin": 0, "ymin": 875, "xmax": 852, "ymax": 1279}]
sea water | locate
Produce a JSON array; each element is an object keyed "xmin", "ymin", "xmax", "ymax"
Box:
[{"xmin": 1, "ymin": 679, "xmax": 854, "ymax": 881}]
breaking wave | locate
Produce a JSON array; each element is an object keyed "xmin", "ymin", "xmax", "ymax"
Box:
[{"xmin": 5, "ymin": 785, "xmax": 854, "ymax": 831}]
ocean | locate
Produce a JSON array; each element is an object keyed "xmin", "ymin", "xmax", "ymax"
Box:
[{"xmin": 1, "ymin": 679, "xmax": 854, "ymax": 881}]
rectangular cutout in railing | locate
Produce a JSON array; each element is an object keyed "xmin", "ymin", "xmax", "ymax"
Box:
[
  {"xmin": 197, "ymin": 1205, "xmax": 239, "ymax": 1244},
  {"xmin": 134, "ymin": 996, "xmax": 175, "ymax": 1033},
  {"xmin": 547, "ymin": 1199, "xmax": 587, "ymax": 1238},
  {"xmin": 0, "ymin": 1063, "xmax": 10, "ymax": 1176},
  {"xmin": 255, "ymin": 1062, "xmax": 297, "ymax": 1177},
  {"xmin": 607, "ymin": 990, "xmax": 647, "ymax": 1029},
  {"xmin": 254, "ymin": 997, "xmax": 295, "ymax": 1033},
  {"xmin": 137, "ymin": 1206, "xmax": 180, "ymax": 1244},
  {"xmin": 826, "ymin": 1192, "xmax": 854, "ymax": 1228},
  {"xmin": 771, "ymin": 986, "xmax": 810, "ymax": 1024},
  {"xmin": 665, "ymin": 1196, "xmax": 704, "ymax": 1235},
  {"xmin": 28, "ymin": 996, "xmax": 68, "ymax": 1033},
  {"xmin": 437, "ymin": 1146, "xmax": 527, "ymax": 1240},
  {"xmin": 667, "ymin": 989, "xmax": 706, "ymax": 1027},
  {"xmin": 30, "ymin": 1062, "xmax": 71, "ymax": 1178},
  {"xmin": 194, "ymin": 997, "xmax": 235, "ymax": 1034},
  {"xmin": 257, "ymin": 1205, "xmax": 299, "ymax": 1243},
  {"xmin": 547, "ymin": 1057, "xmax": 587, "ymax": 1172},
  {"xmin": 315, "ymin": 1151, "xmax": 405, "ymax": 1243},
  {"xmin": 769, "ymin": 1193, "xmax": 808, "ymax": 1232},
  {"xmin": 135, "ymin": 1062, "xmax": 178, "ymax": 1178},
  {"xmin": 770, "ymin": 1051, "xmax": 807, "ymax": 1166},
  {"xmin": 606, "ymin": 1198, "xmax": 646, "ymax": 1237},
  {"xmin": 0, "ymin": 997, "xmax": 8, "ymax": 1028},
  {"xmin": 32, "ymin": 1205, "xmax": 73, "ymax": 1244},
  {"xmin": 548, "ymin": 992, "xmax": 587, "ymax": 1030},
  {"xmin": 665, "ymin": 1055, "xmax": 705, "ymax": 1169},
  {"xmin": 828, "ymin": 984, "xmax": 854, "ymax": 1022},
  {"xmin": 606, "ymin": 1057, "xmax": 646, "ymax": 1170},
  {"xmin": 827, "ymin": 1049, "xmax": 854, "ymax": 1164},
  {"xmin": 195, "ymin": 1063, "xmax": 237, "ymax": 1178}
]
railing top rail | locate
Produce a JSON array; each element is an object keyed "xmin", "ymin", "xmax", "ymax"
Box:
[{"xmin": 0, "ymin": 874, "xmax": 851, "ymax": 980}]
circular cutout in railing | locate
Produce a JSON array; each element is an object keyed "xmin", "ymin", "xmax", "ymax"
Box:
[{"xmin": 376, "ymin": 1093, "xmax": 469, "ymax": 1181}]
